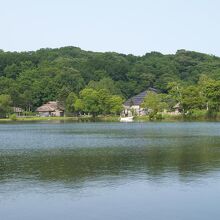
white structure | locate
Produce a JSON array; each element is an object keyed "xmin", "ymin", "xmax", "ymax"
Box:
[
  {"xmin": 12, "ymin": 107, "xmax": 24, "ymax": 117},
  {"xmin": 120, "ymin": 116, "xmax": 134, "ymax": 122},
  {"xmin": 164, "ymin": 103, "xmax": 181, "ymax": 115}
]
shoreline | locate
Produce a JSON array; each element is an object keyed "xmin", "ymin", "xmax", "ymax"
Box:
[{"xmin": 0, "ymin": 114, "xmax": 220, "ymax": 123}]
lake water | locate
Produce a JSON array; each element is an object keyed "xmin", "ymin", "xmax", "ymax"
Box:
[{"xmin": 1, "ymin": 122, "xmax": 220, "ymax": 220}]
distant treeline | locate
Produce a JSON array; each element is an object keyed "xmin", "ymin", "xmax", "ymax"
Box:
[{"xmin": 1, "ymin": 47, "xmax": 220, "ymax": 117}]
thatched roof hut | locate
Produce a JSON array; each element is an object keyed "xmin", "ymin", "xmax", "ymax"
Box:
[{"xmin": 36, "ymin": 101, "xmax": 64, "ymax": 117}]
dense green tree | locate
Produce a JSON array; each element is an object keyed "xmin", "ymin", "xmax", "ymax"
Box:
[
  {"xmin": 4, "ymin": 64, "xmax": 21, "ymax": 79},
  {"xmin": 74, "ymin": 98, "xmax": 84, "ymax": 114},
  {"xmin": 181, "ymin": 85, "xmax": 205, "ymax": 113},
  {"xmin": 204, "ymin": 80, "xmax": 220, "ymax": 112},
  {"xmin": 1, "ymin": 46, "xmax": 220, "ymax": 115},
  {"xmin": 0, "ymin": 95, "xmax": 12, "ymax": 117},
  {"xmin": 20, "ymin": 90, "xmax": 33, "ymax": 111},
  {"xmin": 65, "ymin": 92, "xmax": 78, "ymax": 114},
  {"xmin": 167, "ymin": 82, "xmax": 183, "ymax": 103},
  {"xmin": 109, "ymin": 95, "xmax": 124, "ymax": 115},
  {"xmin": 77, "ymin": 88, "xmax": 100, "ymax": 117},
  {"xmin": 141, "ymin": 92, "xmax": 168, "ymax": 119},
  {"xmin": 87, "ymin": 77, "xmax": 121, "ymax": 96},
  {"xmin": 75, "ymin": 88, "xmax": 123, "ymax": 116},
  {"xmin": 54, "ymin": 68, "xmax": 85, "ymax": 93},
  {"xmin": 98, "ymin": 89, "xmax": 111, "ymax": 115},
  {"xmin": 57, "ymin": 87, "xmax": 71, "ymax": 107}
]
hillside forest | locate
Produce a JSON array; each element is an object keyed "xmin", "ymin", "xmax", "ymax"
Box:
[{"xmin": 1, "ymin": 47, "xmax": 220, "ymax": 118}]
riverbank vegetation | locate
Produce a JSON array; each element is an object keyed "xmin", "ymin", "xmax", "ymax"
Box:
[{"xmin": 1, "ymin": 47, "xmax": 220, "ymax": 120}]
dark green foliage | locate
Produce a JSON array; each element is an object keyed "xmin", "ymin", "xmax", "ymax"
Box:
[
  {"xmin": 1, "ymin": 46, "xmax": 220, "ymax": 116},
  {"xmin": 87, "ymin": 77, "xmax": 122, "ymax": 96},
  {"xmin": 0, "ymin": 95, "xmax": 12, "ymax": 118},
  {"xmin": 65, "ymin": 92, "xmax": 78, "ymax": 115}
]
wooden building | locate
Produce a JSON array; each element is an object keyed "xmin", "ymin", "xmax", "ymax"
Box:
[{"xmin": 36, "ymin": 101, "xmax": 64, "ymax": 117}]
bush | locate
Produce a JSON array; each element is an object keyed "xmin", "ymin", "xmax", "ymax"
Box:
[
  {"xmin": 183, "ymin": 110, "xmax": 207, "ymax": 120},
  {"xmin": 155, "ymin": 113, "xmax": 163, "ymax": 120},
  {"xmin": 206, "ymin": 110, "xmax": 217, "ymax": 119},
  {"xmin": 9, "ymin": 114, "xmax": 17, "ymax": 121},
  {"xmin": 148, "ymin": 112, "xmax": 155, "ymax": 121}
]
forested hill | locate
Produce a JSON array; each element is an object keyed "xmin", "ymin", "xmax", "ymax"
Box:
[{"xmin": 0, "ymin": 47, "xmax": 220, "ymax": 109}]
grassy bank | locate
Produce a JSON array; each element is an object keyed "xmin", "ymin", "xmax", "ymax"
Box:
[
  {"xmin": 0, "ymin": 115, "xmax": 120, "ymax": 122},
  {"xmin": 1, "ymin": 110, "xmax": 220, "ymax": 122},
  {"xmin": 135, "ymin": 110, "xmax": 220, "ymax": 122},
  {"xmin": 134, "ymin": 114, "xmax": 183, "ymax": 122},
  {"xmin": 0, "ymin": 116, "xmax": 81, "ymax": 122}
]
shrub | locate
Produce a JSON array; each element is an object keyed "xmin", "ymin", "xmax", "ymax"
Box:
[
  {"xmin": 9, "ymin": 114, "xmax": 17, "ymax": 121},
  {"xmin": 155, "ymin": 113, "xmax": 163, "ymax": 121}
]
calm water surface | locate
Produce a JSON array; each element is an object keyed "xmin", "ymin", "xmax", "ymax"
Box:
[{"xmin": 1, "ymin": 122, "xmax": 220, "ymax": 220}]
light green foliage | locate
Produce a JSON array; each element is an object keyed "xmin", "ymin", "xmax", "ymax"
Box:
[
  {"xmin": 167, "ymin": 82, "xmax": 183, "ymax": 103},
  {"xmin": 204, "ymin": 80, "xmax": 220, "ymax": 112},
  {"xmin": 181, "ymin": 85, "xmax": 205, "ymax": 113},
  {"xmin": 109, "ymin": 95, "xmax": 124, "ymax": 115},
  {"xmin": 98, "ymin": 89, "xmax": 111, "ymax": 115},
  {"xmin": 141, "ymin": 92, "xmax": 168, "ymax": 118},
  {"xmin": 75, "ymin": 88, "xmax": 123, "ymax": 116},
  {"xmin": 65, "ymin": 92, "xmax": 78, "ymax": 114},
  {"xmin": 74, "ymin": 98, "xmax": 84, "ymax": 113},
  {"xmin": 9, "ymin": 114, "xmax": 17, "ymax": 121},
  {"xmin": 77, "ymin": 88, "xmax": 100, "ymax": 116}
]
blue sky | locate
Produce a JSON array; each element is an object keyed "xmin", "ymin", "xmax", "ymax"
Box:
[{"xmin": 1, "ymin": 0, "xmax": 220, "ymax": 55}]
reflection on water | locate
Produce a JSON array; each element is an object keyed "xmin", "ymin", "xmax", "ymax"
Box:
[{"xmin": 1, "ymin": 122, "xmax": 220, "ymax": 220}]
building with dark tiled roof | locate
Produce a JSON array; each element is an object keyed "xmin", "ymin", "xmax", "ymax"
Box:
[{"xmin": 123, "ymin": 88, "xmax": 158, "ymax": 116}]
